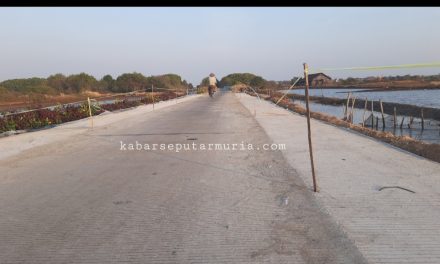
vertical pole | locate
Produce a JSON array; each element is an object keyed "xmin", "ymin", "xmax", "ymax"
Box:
[
  {"xmin": 371, "ymin": 100, "xmax": 374, "ymax": 128},
  {"xmin": 421, "ymin": 109, "xmax": 424, "ymax": 131},
  {"xmin": 303, "ymin": 63, "xmax": 318, "ymax": 192},
  {"xmin": 350, "ymin": 97, "xmax": 356, "ymax": 124},
  {"xmin": 345, "ymin": 92, "xmax": 351, "ymax": 120},
  {"xmin": 393, "ymin": 107, "xmax": 397, "ymax": 128},
  {"xmin": 362, "ymin": 98, "xmax": 368, "ymax": 127},
  {"xmin": 152, "ymin": 84, "xmax": 155, "ymax": 111},
  {"xmin": 87, "ymin": 97, "xmax": 93, "ymax": 129},
  {"xmin": 380, "ymin": 100, "xmax": 385, "ymax": 129}
]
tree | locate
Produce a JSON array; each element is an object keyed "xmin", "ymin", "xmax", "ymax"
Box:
[
  {"xmin": 115, "ymin": 72, "xmax": 148, "ymax": 92},
  {"xmin": 65, "ymin": 73, "xmax": 98, "ymax": 93},
  {"xmin": 145, "ymin": 74, "xmax": 188, "ymax": 92},
  {"xmin": 47, "ymin": 74, "xmax": 67, "ymax": 93},
  {"xmin": 100, "ymin": 74, "xmax": 116, "ymax": 92},
  {"xmin": 218, "ymin": 73, "xmax": 267, "ymax": 88},
  {"xmin": 200, "ymin": 77, "xmax": 209, "ymax": 86}
]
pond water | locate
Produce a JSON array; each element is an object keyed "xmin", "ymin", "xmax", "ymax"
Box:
[
  {"xmin": 294, "ymin": 99, "xmax": 440, "ymax": 144},
  {"xmin": 285, "ymin": 88, "xmax": 440, "ymax": 109}
]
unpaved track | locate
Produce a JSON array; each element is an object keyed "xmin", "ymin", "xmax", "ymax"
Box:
[{"xmin": 0, "ymin": 91, "xmax": 367, "ymax": 263}]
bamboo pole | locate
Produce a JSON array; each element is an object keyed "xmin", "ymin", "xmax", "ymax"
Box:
[
  {"xmin": 380, "ymin": 100, "xmax": 385, "ymax": 129},
  {"xmin": 350, "ymin": 97, "xmax": 356, "ymax": 123},
  {"xmin": 87, "ymin": 97, "xmax": 93, "ymax": 129},
  {"xmin": 362, "ymin": 98, "xmax": 368, "ymax": 127},
  {"xmin": 152, "ymin": 84, "xmax": 155, "ymax": 110},
  {"xmin": 303, "ymin": 63, "xmax": 318, "ymax": 193},
  {"xmin": 345, "ymin": 92, "xmax": 351, "ymax": 120}
]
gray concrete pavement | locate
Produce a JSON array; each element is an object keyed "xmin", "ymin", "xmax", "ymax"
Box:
[
  {"xmin": 0, "ymin": 91, "xmax": 367, "ymax": 263},
  {"xmin": 239, "ymin": 93, "xmax": 440, "ymax": 264}
]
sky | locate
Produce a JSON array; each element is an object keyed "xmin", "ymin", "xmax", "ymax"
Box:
[{"xmin": 0, "ymin": 7, "xmax": 440, "ymax": 84}]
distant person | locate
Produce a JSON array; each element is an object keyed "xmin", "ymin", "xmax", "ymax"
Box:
[{"xmin": 208, "ymin": 73, "xmax": 217, "ymax": 97}]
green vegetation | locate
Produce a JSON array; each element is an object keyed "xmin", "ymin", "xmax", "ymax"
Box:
[
  {"xmin": 1, "ymin": 77, "xmax": 58, "ymax": 95},
  {"xmin": 0, "ymin": 72, "xmax": 191, "ymax": 99},
  {"xmin": 218, "ymin": 73, "xmax": 267, "ymax": 88}
]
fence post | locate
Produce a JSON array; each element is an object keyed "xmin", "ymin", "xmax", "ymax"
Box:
[
  {"xmin": 87, "ymin": 97, "xmax": 93, "ymax": 129},
  {"xmin": 152, "ymin": 84, "xmax": 155, "ymax": 111},
  {"xmin": 303, "ymin": 63, "xmax": 318, "ymax": 192},
  {"xmin": 345, "ymin": 92, "xmax": 351, "ymax": 120},
  {"xmin": 362, "ymin": 98, "xmax": 368, "ymax": 127},
  {"xmin": 408, "ymin": 116, "xmax": 414, "ymax": 129},
  {"xmin": 371, "ymin": 100, "xmax": 374, "ymax": 128},
  {"xmin": 421, "ymin": 109, "xmax": 424, "ymax": 131},
  {"xmin": 350, "ymin": 97, "xmax": 356, "ymax": 123},
  {"xmin": 393, "ymin": 107, "xmax": 397, "ymax": 128},
  {"xmin": 380, "ymin": 100, "xmax": 385, "ymax": 129}
]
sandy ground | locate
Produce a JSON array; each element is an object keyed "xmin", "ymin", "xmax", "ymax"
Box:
[{"xmin": 238, "ymin": 93, "xmax": 440, "ymax": 264}]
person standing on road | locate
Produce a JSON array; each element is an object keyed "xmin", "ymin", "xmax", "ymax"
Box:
[{"xmin": 208, "ymin": 73, "xmax": 218, "ymax": 97}]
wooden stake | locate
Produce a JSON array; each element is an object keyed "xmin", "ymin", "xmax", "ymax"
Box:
[
  {"xmin": 379, "ymin": 100, "xmax": 385, "ymax": 129},
  {"xmin": 362, "ymin": 98, "xmax": 368, "ymax": 127},
  {"xmin": 421, "ymin": 109, "xmax": 424, "ymax": 131},
  {"xmin": 400, "ymin": 116, "xmax": 405, "ymax": 129},
  {"xmin": 393, "ymin": 107, "xmax": 397, "ymax": 128},
  {"xmin": 371, "ymin": 100, "xmax": 374, "ymax": 128},
  {"xmin": 376, "ymin": 116, "xmax": 379, "ymax": 129},
  {"xmin": 345, "ymin": 92, "xmax": 351, "ymax": 120},
  {"xmin": 350, "ymin": 97, "xmax": 356, "ymax": 123},
  {"xmin": 152, "ymin": 85, "xmax": 155, "ymax": 110},
  {"xmin": 303, "ymin": 63, "xmax": 318, "ymax": 193},
  {"xmin": 87, "ymin": 97, "xmax": 93, "ymax": 129}
]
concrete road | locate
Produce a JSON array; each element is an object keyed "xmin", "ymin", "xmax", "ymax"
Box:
[
  {"xmin": 0, "ymin": 91, "xmax": 367, "ymax": 263},
  {"xmin": 239, "ymin": 93, "xmax": 440, "ymax": 264}
]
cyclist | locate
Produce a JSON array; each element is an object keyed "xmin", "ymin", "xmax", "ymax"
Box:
[{"xmin": 208, "ymin": 73, "xmax": 217, "ymax": 97}]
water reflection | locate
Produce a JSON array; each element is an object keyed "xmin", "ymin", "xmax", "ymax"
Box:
[
  {"xmin": 294, "ymin": 99, "xmax": 440, "ymax": 144},
  {"xmin": 286, "ymin": 88, "xmax": 440, "ymax": 109}
]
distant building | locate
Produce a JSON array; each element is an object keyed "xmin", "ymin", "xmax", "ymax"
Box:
[{"xmin": 296, "ymin": 73, "xmax": 333, "ymax": 87}]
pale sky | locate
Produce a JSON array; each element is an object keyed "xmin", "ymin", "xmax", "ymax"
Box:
[{"xmin": 1, "ymin": 7, "xmax": 440, "ymax": 84}]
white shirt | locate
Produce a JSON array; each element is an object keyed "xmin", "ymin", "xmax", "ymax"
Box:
[{"xmin": 208, "ymin": 76, "xmax": 217, "ymax": 86}]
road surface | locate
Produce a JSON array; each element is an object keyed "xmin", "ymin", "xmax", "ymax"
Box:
[{"xmin": 0, "ymin": 91, "xmax": 366, "ymax": 263}]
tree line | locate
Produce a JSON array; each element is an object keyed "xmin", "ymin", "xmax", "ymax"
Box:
[
  {"xmin": 0, "ymin": 72, "xmax": 192, "ymax": 97},
  {"xmin": 199, "ymin": 72, "xmax": 276, "ymax": 90}
]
